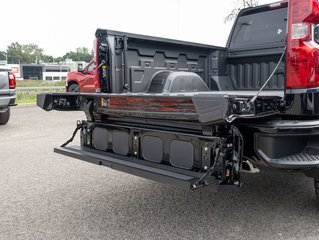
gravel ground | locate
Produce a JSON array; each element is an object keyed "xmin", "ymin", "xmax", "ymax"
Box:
[{"xmin": 0, "ymin": 105, "xmax": 319, "ymax": 240}]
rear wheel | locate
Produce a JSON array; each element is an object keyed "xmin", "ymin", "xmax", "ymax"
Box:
[
  {"xmin": 68, "ymin": 83, "xmax": 80, "ymax": 92},
  {"xmin": 0, "ymin": 107, "xmax": 10, "ymax": 125}
]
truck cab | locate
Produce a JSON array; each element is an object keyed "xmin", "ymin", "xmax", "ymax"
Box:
[{"xmin": 66, "ymin": 60, "xmax": 97, "ymax": 93}]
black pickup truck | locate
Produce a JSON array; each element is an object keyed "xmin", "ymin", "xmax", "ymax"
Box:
[{"xmin": 38, "ymin": 0, "xmax": 319, "ymax": 199}]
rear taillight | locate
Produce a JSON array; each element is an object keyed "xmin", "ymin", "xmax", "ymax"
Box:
[
  {"xmin": 286, "ymin": 0, "xmax": 319, "ymax": 89},
  {"xmin": 9, "ymin": 72, "xmax": 16, "ymax": 89}
]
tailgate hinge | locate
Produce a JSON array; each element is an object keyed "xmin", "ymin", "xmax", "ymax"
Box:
[{"xmin": 191, "ymin": 126, "xmax": 243, "ymax": 190}]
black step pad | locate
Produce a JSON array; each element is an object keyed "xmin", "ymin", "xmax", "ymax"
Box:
[
  {"xmin": 275, "ymin": 152, "xmax": 319, "ymax": 163},
  {"xmin": 268, "ymin": 148, "xmax": 319, "ymax": 169}
]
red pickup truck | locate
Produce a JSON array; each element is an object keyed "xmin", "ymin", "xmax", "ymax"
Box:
[
  {"xmin": 65, "ymin": 60, "xmax": 98, "ymax": 93},
  {"xmin": 66, "ymin": 39, "xmax": 100, "ymax": 93}
]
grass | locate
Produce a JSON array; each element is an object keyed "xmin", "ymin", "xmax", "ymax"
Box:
[
  {"xmin": 15, "ymin": 80, "xmax": 66, "ymax": 104},
  {"xmin": 16, "ymin": 80, "xmax": 65, "ymax": 87}
]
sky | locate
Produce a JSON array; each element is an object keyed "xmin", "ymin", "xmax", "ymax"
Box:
[{"xmin": 0, "ymin": 0, "xmax": 275, "ymax": 57}]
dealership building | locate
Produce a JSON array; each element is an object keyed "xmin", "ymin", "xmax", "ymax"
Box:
[
  {"xmin": 5, "ymin": 58, "xmax": 88, "ymax": 81},
  {"xmin": 8, "ymin": 64, "xmax": 70, "ymax": 81}
]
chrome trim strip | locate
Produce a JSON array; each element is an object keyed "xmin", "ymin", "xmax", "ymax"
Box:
[{"xmin": 287, "ymin": 88, "xmax": 319, "ymax": 94}]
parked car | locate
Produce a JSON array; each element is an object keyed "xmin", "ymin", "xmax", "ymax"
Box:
[{"xmin": 0, "ymin": 66, "xmax": 16, "ymax": 125}]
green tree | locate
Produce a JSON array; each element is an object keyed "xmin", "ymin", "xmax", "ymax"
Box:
[
  {"xmin": 6, "ymin": 42, "xmax": 55, "ymax": 64},
  {"xmin": 225, "ymin": 0, "xmax": 259, "ymax": 22},
  {"xmin": 40, "ymin": 54, "xmax": 54, "ymax": 63},
  {"xmin": 54, "ymin": 57, "xmax": 64, "ymax": 63},
  {"xmin": 6, "ymin": 42, "xmax": 45, "ymax": 64},
  {"xmin": 63, "ymin": 47, "xmax": 93, "ymax": 62},
  {"xmin": 5, "ymin": 42, "xmax": 92, "ymax": 64},
  {"xmin": 22, "ymin": 43, "xmax": 43, "ymax": 63},
  {"xmin": 0, "ymin": 51, "xmax": 6, "ymax": 61},
  {"xmin": 6, "ymin": 42, "xmax": 23, "ymax": 63}
]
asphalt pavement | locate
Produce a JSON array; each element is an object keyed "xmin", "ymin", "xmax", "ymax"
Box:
[{"xmin": 1, "ymin": 105, "xmax": 319, "ymax": 240}]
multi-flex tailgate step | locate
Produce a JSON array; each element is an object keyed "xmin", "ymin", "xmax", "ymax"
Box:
[{"xmin": 54, "ymin": 146, "xmax": 205, "ymax": 190}]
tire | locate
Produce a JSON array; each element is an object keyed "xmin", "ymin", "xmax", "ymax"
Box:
[
  {"xmin": 0, "ymin": 107, "xmax": 10, "ymax": 125},
  {"xmin": 68, "ymin": 83, "xmax": 80, "ymax": 92},
  {"xmin": 315, "ymin": 178, "xmax": 319, "ymax": 200}
]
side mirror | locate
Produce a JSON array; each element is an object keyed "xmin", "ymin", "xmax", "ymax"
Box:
[{"xmin": 77, "ymin": 63, "xmax": 84, "ymax": 73}]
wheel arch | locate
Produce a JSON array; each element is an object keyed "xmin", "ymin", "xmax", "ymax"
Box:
[{"xmin": 67, "ymin": 80, "xmax": 79, "ymax": 91}]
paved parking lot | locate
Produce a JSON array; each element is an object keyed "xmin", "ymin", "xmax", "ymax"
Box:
[{"xmin": 1, "ymin": 105, "xmax": 319, "ymax": 240}]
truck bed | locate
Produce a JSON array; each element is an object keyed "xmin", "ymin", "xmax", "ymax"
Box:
[{"xmin": 100, "ymin": 26, "xmax": 286, "ymax": 94}]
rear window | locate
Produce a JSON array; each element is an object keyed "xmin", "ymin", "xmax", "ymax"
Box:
[{"xmin": 229, "ymin": 7, "xmax": 287, "ymax": 48}]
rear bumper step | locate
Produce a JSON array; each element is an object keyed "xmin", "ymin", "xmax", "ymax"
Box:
[
  {"xmin": 253, "ymin": 119, "xmax": 319, "ymax": 170},
  {"xmin": 54, "ymin": 146, "xmax": 212, "ymax": 190},
  {"xmin": 265, "ymin": 148, "xmax": 319, "ymax": 169}
]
